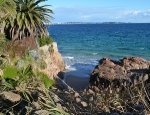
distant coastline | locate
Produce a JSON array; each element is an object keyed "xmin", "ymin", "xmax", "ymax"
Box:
[{"xmin": 49, "ymin": 22, "xmax": 150, "ymax": 25}]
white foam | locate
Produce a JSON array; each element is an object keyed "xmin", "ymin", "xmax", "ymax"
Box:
[
  {"xmin": 63, "ymin": 56, "xmax": 74, "ymax": 60},
  {"xmin": 92, "ymin": 53, "xmax": 98, "ymax": 55},
  {"xmin": 65, "ymin": 65, "xmax": 76, "ymax": 71},
  {"xmin": 140, "ymin": 48, "xmax": 144, "ymax": 50}
]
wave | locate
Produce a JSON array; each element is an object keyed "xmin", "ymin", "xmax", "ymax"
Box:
[
  {"xmin": 65, "ymin": 65, "xmax": 77, "ymax": 71},
  {"xmin": 63, "ymin": 56, "xmax": 74, "ymax": 60},
  {"xmin": 92, "ymin": 53, "xmax": 98, "ymax": 55},
  {"xmin": 140, "ymin": 47, "xmax": 144, "ymax": 50}
]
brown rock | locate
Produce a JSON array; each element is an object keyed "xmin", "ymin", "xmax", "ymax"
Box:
[
  {"xmin": 1, "ymin": 91, "xmax": 21, "ymax": 103},
  {"xmin": 32, "ymin": 102, "xmax": 41, "ymax": 110},
  {"xmin": 90, "ymin": 57, "xmax": 150, "ymax": 89},
  {"xmin": 76, "ymin": 98, "xmax": 81, "ymax": 103}
]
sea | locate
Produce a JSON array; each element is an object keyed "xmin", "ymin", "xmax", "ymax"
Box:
[{"xmin": 48, "ymin": 23, "xmax": 150, "ymax": 78}]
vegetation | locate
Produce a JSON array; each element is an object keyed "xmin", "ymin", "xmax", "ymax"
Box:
[
  {"xmin": 38, "ymin": 35, "xmax": 53, "ymax": 47},
  {"xmin": 0, "ymin": 54, "xmax": 68, "ymax": 114},
  {"xmin": 10, "ymin": 0, "xmax": 53, "ymax": 40},
  {"xmin": 0, "ymin": 0, "xmax": 67, "ymax": 114},
  {"xmin": 0, "ymin": 0, "xmax": 16, "ymax": 34}
]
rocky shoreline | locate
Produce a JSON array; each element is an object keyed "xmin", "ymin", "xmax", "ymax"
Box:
[
  {"xmin": 1, "ymin": 54, "xmax": 150, "ymax": 114},
  {"xmin": 57, "ymin": 56, "xmax": 150, "ymax": 114},
  {"xmin": 89, "ymin": 57, "xmax": 150, "ymax": 90}
]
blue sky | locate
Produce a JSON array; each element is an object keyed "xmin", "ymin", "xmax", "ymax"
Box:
[{"xmin": 45, "ymin": 0, "xmax": 150, "ymax": 23}]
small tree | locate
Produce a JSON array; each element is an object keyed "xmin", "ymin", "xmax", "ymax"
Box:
[{"xmin": 9, "ymin": 0, "xmax": 53, "ymax": 41}]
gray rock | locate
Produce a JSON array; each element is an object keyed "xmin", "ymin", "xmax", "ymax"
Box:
[
  {"xmin": 89, "ymin": 96, "xmax": 94, "ymax": 102},
  {"xmin": 16, "ymin": 60, "xmax": 25, "ymax": 68},
  {"xmin": 28, "ymin": 50, "xmax": 39, "ymax": 60}
]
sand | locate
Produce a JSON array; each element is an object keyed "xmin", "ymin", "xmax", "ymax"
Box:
[{"xmin": 64, "ymin": 71, "xmax": 90, "ymax": 91}]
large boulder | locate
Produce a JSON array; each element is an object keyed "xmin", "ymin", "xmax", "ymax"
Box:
[
  {"xmin": 89, "ymin": 57, "xmax": 150, "ymax": 88},
  {"xmin": 38, "ymin": 42, "xmax": 65, "ymax": 78}
]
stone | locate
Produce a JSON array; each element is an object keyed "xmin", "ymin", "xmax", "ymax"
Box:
[
  {"xmin": 33, "ymin": 110, "xmax": 49, "ymax": 115},
  {"xmin": 1, "ymin": 91, "xmax": 21, "ymax": 103},
  {"xmin": 89, "ymin": 57, "xmax": 150, "ymax": 90},
  {"xmin": 38, "ymin": 42, "xmax": 65, "ymax": 78},
  {"xmin": 80, "ymin": 101, "xmax": 88, "ymax": 107},
  {"xmin": 88, "ymin": 89, "xmax": 95, "ymax": 95},
  {"xmin": 56, "ymin": 103, "xmax": 63, "ymax": 109},
  {"xmin": 32, "ymin": 102, "xmax": 41, "ymax": 110},
  {"xmin": 75, "ymin": 98, "xmax": 81, "ymax": 103},
  {"xmin": 28, "ymin": 50, "xmax": 39, "ymax": 60},
  {"xmin": 143, "ymin": 74, "xmax": 149, "ymax": 81},
  {"xmin": 74, "ymin": 92, "xmax": 80, "ymax": 98},
  {"xmin": 16, "ymin": 60, "xmax": 25, "ymax": 68},
  {"xmin": 89, "ymin": 96, "xmax": 94, "ymax": 102}
]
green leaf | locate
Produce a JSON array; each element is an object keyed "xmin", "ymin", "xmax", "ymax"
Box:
[
  {"xmin": 38, "ymin": 72, "xmax": 54, "ymax": 89},
  {"xmin": 3, "ymin": 65, "xmax": 18, "ymax": 79}
]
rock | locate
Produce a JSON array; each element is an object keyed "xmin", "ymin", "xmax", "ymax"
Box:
[
  {"xmin": 38, "ymin": 43, "xmax": 65, "ymax": 78},
  {"xmin": 16, "ymin": 60, "xmax": 25, "ymax": 68},
  {"xmin": 80, "ymin": 101, "xmax": 88, "ymax": 107},
  {"xmin": 89, "ymin": 57, "xmax": 150, "ymax": 89},
  {"xmin": 32, "ymin": 110, "xmax": 49, "ymax": 115},
  {"xmin": 75, "ymin": 98, "xmax": 81, "ymax": 103},
  {"xmin": 32, "ymin": 102, "xmax": 41, "ymax": 110},
  {"xmin": 88, "ymin": 89, "xmax": 95, "ymax": 95},
  {"xmin": 74, "ymin": 92, "xmax": 80, "ymax": 98},
  {"xmin": 29, "ymin": 50, "xmax": 39, "ymax": 60},
  {"xmin": 56, "ymin": 103, "xmax": 63, "ymax": 109},
  {"xmin": 89, "ymin": 96, "xmax": 94, "ymax": 102},
  {"xmin": 1, "ymin": 91, "xmax": 21, "ymax": 103}
]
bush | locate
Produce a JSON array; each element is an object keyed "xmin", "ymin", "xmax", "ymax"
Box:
[
  {"xmin": 38, "ymin": 35, "xmax": 53, "ymax": 47},
  {"xmin": 36, "ymin": 71, "xmax": 55, "ymax": 89}
]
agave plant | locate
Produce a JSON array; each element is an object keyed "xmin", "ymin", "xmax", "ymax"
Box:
[{"xmin": 10, "ymin": 0, "xmax": 53, "ymax": 40}]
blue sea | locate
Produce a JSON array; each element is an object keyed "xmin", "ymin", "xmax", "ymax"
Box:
[{"xmin": 48, "ymin": 24, "xmax": 150, "ymax": 77}]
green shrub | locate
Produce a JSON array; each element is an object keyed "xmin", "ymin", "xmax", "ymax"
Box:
[
  {"xmin": 38, "ymin": 35, "xmax": 53, "ymax": 47},
  {"xmin": 37, "ymin": 71, "xmax": 54, "ymax": 89},
  {"xmin": 2, "ymin": 65, "xmax": 34, "ymax": 89},
  {"xmin": 3, "ymin": 65, "xmax": 18, "ymax": 79}
]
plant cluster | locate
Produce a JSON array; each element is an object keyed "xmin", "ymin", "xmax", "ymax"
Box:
[
  {"xmin": 0, "ymin": 0, "xmax": 53, "ymax": 41},
  {"xmin": 0, "ymin": 54, "xmax": 67, "ymax": 115},
  {"xmin": 38, "ymin": 35, "xmax": 53, "ymax": 47}
]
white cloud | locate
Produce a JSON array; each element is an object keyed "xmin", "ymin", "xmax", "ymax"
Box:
[{"xmin": 52, "ymin": 7, "xmax": 150, "ymax": 23}]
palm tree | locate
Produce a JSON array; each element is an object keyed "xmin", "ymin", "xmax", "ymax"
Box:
[
  {"xmin": 10, "ymin": 0, "xmax": 53, "ymax": 40},
  {"xmin": 0, "ymin": 0, "xmax": 16, "ymax": 34}
]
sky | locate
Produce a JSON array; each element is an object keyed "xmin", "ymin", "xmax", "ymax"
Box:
[{"xmin": 44, "ymin": 0, "xmax": 150, "ymax": 23}]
